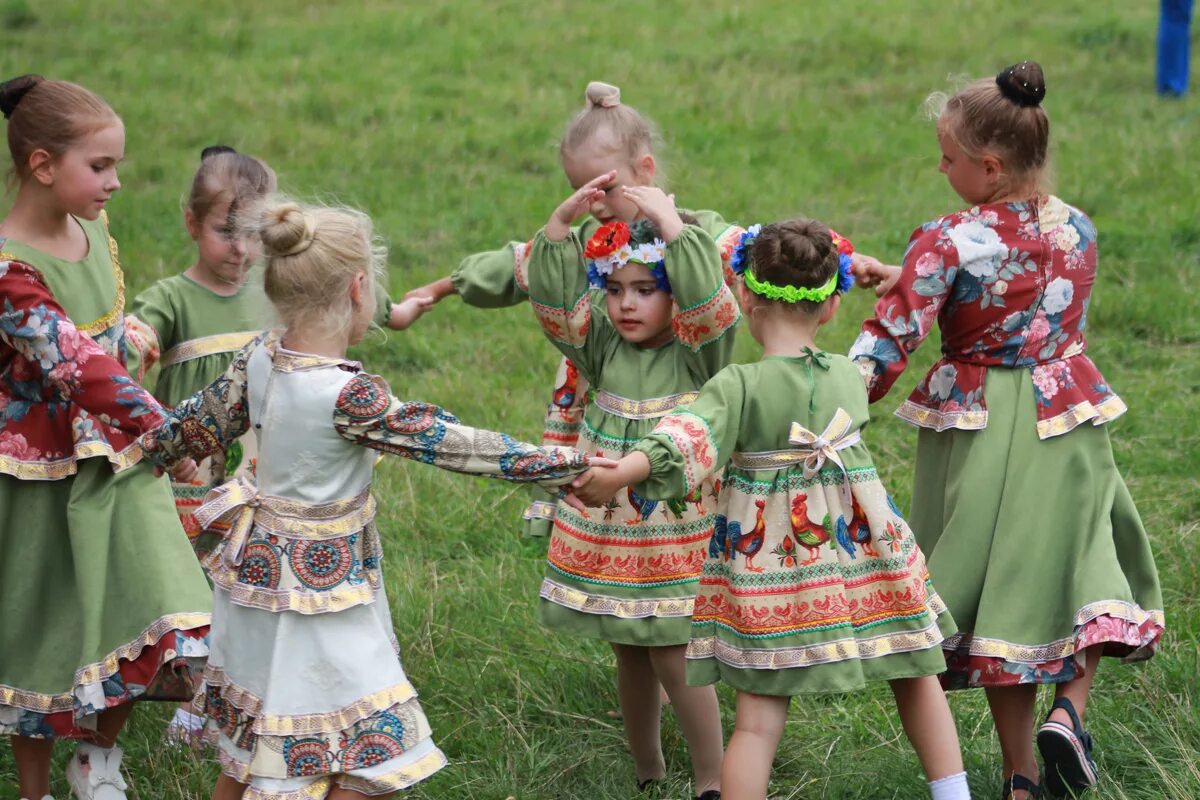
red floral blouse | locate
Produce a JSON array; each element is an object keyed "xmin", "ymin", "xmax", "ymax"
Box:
[
  {"xmin": 849, "ymin": 196, "xmax": 1125, "ymax": 439},
  {"xmin": 0, "ymin": 258, "xmax": 164, "ymax": 479}
]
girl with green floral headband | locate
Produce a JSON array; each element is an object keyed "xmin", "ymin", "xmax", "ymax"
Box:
[{"xmin": 573, "ymin": 218, "xmax": 973, "ymax": 800}]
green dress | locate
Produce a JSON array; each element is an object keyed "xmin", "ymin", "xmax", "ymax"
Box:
[
  {"xmin": 634, "ymin": 355, "xmax": 956, "ymax": 694},
  {"xmin": 0, "ymin": 214, "xmax": 212, "ymax": 739},
  {"xmin": 525, "ymin": 224, "xmax": 741, "ymax": 645},
  {"xmin": 450, "ymin": 210, "xmax": 746, "ymax": 537}
]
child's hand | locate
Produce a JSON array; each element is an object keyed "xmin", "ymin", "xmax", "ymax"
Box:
[
  {"xmin": 851, "ymin": 253, "xmax": 902, "ymax": 297},
  {"xmin": 570, "ymin": 464, "xmax": 625, "ymax": 507},
  {"xmin": 404, "ymin": 277, "xmax": 456, "ymax": 305},
  {"xmin": 169, "ymin": 457, "xmax": 199, "ymax": 483},
  {"xmin": 621, "ymin": 186, "xmax": 684, "ymax": 242},
  {"xmin": 386, "ymin": 296, "xmax": 435, "ymax": 330},
  {"xmin": 546, "ymin": 171, "xmax": 616, "ymax": 241}
]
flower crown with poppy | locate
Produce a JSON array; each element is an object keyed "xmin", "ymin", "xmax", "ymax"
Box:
[
  {"xmin": 729, "ymin": 223, "xmax": 855, "ymax": 303},
  {"xmin": 584, "ymin": 220, "xmax": 671, "ymax": 292}
]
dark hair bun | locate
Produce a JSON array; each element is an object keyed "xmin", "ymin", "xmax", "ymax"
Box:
[
  {"xmin": 201, "ymin": 144, "xmax": 237, "ymax": 161},
  {"xmin": 996, "ymin": 61, "xmax": 1046, "ymax": 107},
  {"xmin": 0, "ymin": 74, "xmax": 44, "ymax": 120}
]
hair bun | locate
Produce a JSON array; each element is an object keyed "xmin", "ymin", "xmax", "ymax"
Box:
[
  {"xmin": 200, "ymin": 144, "xmax": 237, "ymax": 161},
  {"xmin": 996, "ymin": 61, "xmax": 1046, "ymax": 107},
  {"xmin": 0, "ymin": 74, "xmax": 44, "ymax": 120},
  {"xmin": 261, "ymin": 202, "xmax": 316, "ymax": 258},
  {"xmin": 584, "ymin": 81, "xmax": 621, "ymax": 109}
]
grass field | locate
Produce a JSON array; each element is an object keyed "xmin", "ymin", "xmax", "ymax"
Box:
[{"xmin": 2, "ymin": 0, "xmax": 1198, "ymax": 798}]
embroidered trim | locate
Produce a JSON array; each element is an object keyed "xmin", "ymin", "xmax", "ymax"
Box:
[
  {"xmin": 1035, "ymin": 394, "xmax": 1128, "ymax": 439},
  {"xmin": 942, "ymin": 601, "xmax": 1166, "ymax": 663},
  {"xmin": 672, "ymin": 283, "xmax": 740, "ymax": 351},
  {"xmin": 687, "ymin": 614, "xmax": 948, "ymax": 670},
  {"xmin": 531, "ymin": 292, "xmax": 591, "ymax": 348},
  {"xmin": 207, "ymin": 563, "xmax": 382, "ymax": 615},
  {"xmin": 0, "ymin": 437, "xmax": 145, "ymax": 480},
  {"xmin": 160, "ymin": 331, "xmax": 262, "ymax": 368},
  {"xmin": 226, "ymin": 748, "xmax": 449, "ymax": 800},
  {"xmin": 894, "ymin": 400, "xmax": 988, "ymax": 431},
  {"xmin": 592, "ymin": 390, "xmax": 699, "ymax": 420},
  {"xmin": 523, "ymin": 500, "xmax": 557, "ymax": 521},
  {"xmin": 203, "ymin": 667, "xmax": 418, "ymax": 736},
  {"xmin": 265, "ymin": 331, "xmax": 361, "ymax": 373},
  {"xmin": 512, "ymin": 240, "xmax": 532, "ymax": 292},
  {"xmin": 539, "ymin": 577, "xmax": 696, "ymax": 619},
  {"xmin": 0, "ymin": 612, "xmax": 210, "ymax": 712},
  {"xmin": 71, "ymin": 210, "xmax": 126, "ymax": 336}
]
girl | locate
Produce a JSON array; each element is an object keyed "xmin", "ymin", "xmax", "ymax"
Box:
[
  {"xmin": 572, "ymin": 220, "xmax": 971, "ymax": 800},
  {"xmin": 404, "ymin": 82, "xmax": 750, "ymax": 539},
  {"xmin": 0, "ymin": 75, "xmax": 211, "ymax": 800},
  {"xmin": 141, "ymin": 198, "xmax": 596, "ymax": 800},
  {"xmin": 522, "ymin": 166, "xmax": 741, "ymax": 797},
  {"xmin": 848, "ymin": 62, "xmax": 1164, "ymax": 799}
]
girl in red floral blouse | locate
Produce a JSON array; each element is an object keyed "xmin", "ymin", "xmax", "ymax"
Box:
[{"xmin": 850, "ymin": 62, "xmax": 1164, "ymax": 800}]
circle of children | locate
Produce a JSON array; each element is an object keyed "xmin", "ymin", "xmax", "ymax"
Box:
[{"xmin": 0, "ymin": 60, "xmax": 1165, "ymax": 800}]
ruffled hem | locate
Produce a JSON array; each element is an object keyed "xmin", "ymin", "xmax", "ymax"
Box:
[
  {"xmin": 206, "ymin": 562, "xmax": 382, "ymax": 615},
  {"xmin": 1035, "ymin": 394, "xmax": 1127, "ymax": 439},
  {"xmin": 216, "ymin": 742, "xmax": 448, "ymax": 798},
  {"xmin": 539, "ymin": 577, "xmax": 696, "ymax": 619},
  {"xmin": 0, "ymin": 618, "xmax": 209, "ymax": 738},
  {"xmin": 894, "ymin": 399, "xmax": 988, "ymax": 432},
  {"xmin": 199, "ymin": 665, "xmax": 416, "ymax": 737},
  {"xmin": 0, "ymin": 436, "xmax": 146, "ymax": 481},
  {"xmin": 941, "ymin": 606, "xmax": 1165, "ymax": 689}
]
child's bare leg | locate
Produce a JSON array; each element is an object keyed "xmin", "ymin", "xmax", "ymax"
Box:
[
  {"xmin": 11, "ymin": 735, "xmax": 54, "ymax": 799},
  {"xmin": 985, "ymin": 684, "xmax": 1039, "ymax": 798},
  {"xmin": 611, "ymin": 643, "xmax": 667, "ymax": 784},
  {"xmin": 721, "ymin": 692, "xmax": 788, "ymax": 800},
  {"xmin": 212, "ymin": 773, "xmax": 249, "ymax": 800},
  {"xmin": 647, "ymin": 645, "xmax": 723, "ymax": 794},
  {"xmin": 889, "ymin": 676, "xmax": 964, "ymax": 780},
  {"xmin": 90, "ymin": 703, "xmax": 134, "ymax": 748},
  {"xmin": 1049, "ymin": 645, "xmax": 1100, "ymax": 726}
]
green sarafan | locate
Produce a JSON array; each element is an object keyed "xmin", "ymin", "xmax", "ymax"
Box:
[{"xmin": 1, "ymin": 0, "xmax": 1196, "ymax": 797}]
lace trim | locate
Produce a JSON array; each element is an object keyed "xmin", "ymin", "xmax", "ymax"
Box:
[
  {"xmin": 592, "ymin": 390, "xmax": 698, "ymax": 420},
  {"xmin": 539, "ymin": 577, "xmax": 696, "ymax": 619},
  {"xmin": 160, "ymin": 331, "xmax": 262, "ymax": 368},
  {"xmin": 894, "ymin": 400, "xmax": 988, "ymax": 432},
  {"xmin": 1035, "ymin": 394, "xmax": 1127, "ymax": 439},
  {"xmin": 0, "ymin": 437, "xmax": 145, "ymax": 480}
]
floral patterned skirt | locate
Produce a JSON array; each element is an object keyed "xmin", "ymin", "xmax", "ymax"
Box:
[
  {"xmin": 909, "ymin": 368, "xmax": 1165, "ymax": 689},
  {"xmin": 199, "ymin": 585, "xmax": 446, "ymax": 797},
  {"xmin": 0, "ymin": 460, "xmax": 211, "ymax": 738}
]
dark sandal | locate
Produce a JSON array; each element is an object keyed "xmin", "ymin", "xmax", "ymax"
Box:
[
  {"xmin": 695, "ymin": 792, "xmax": 721, "ymax": 800},
  {"xmin": 1037, "ymin": 697, "xmax": 1099, "ymax": 796},
  {"xmin": 1001, "ymin": 773, "xmax": 1044, "ymax": 799}
]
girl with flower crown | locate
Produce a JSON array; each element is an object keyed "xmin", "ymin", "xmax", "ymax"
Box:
[
  {"xmin": 850, "ymin": 62, "xmax": 1163, "ymax": 800},
  {"xmin": 521, "ymin": 170, "xmax": 740, "ymax": 798},
  {"xmin": 573, "ymin": 219, "xmax": 971, "ymax": 800}
]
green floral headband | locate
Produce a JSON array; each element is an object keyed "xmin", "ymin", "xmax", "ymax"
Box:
[{"xmin": 743, "ymin": 268, "xmax": 839, "ymax": 303}]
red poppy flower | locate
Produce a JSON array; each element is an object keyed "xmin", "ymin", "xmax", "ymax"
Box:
[
  {"xmin": 830, "ymin": 230, "xmax": 854, "ymax": 256},
  {"xmin": 585, "ymin": 221, "xmax": 631, "ymax": 259}
]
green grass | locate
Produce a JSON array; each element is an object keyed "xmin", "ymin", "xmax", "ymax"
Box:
[{"xmin": 2, "ymin": 1, "xmax": 1198, "ymax": 797}]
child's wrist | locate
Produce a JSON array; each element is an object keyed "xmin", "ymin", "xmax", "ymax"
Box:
[
  {"xmin": 657, "ymin": 215, "xmax": 684, "ymax": 243},
  {"xmin": 545, "ymin": 219, "xmax": 570, "ymax": 242}
]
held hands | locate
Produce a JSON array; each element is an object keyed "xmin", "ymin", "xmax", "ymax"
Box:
[
  {"xmin": 547, "ymin": 171, "xmax": 616, "ymax": 242},
  {"xmin": 386, "ymin": 295, "xmax": 435, "ymax": 331},
  {"xmin": 168, "ymin": 457, "xmax": 199, "ymax": 483},
  {"xmin": 621, "ymin": 186, "xmax": 684, "ymax": 243},
  {"xmin": 851, "ymin": 253, "xmax": 902, "ymax": 297},
  {"xmin": 403, "ymin": 277, "xmax": 456, "ymax": 306},
  {"xmin": 563, "ymin": 451, "xmax": 652, "ymax": 510}
]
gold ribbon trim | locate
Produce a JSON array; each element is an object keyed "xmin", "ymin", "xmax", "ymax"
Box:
[
  {"xmin": 592, "ymin": 389, "xmax": 699, "ymax": 420},
  {"xmin": 732, "ymin": 408, "xmax": 861, "ymax": 505},
  {"xmin": 160, "ymin": 331, "xmax": 262, "ymax": 368},
  {"xmin": 196, "ymin": 478, "xmax": 376, "ymax": 569}
]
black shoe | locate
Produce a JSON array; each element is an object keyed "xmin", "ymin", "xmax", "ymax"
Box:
[
  {"xmin": 1001, "ymin": 773, "xmax": 1043, "ymax": 799},
  {"xmin": 1037, "ymin": 697, "xmax": 1099, "ymax": 796},
  {"xmin": 637, "ymin": 778, "xmax": 660, "ymax": 795},
  {"xmin": 696, "ymin": 792, "xmax": 721, "ymax": 800}
]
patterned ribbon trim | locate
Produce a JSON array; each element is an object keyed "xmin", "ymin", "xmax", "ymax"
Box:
[
  {"xmin": 592, "ymin": 389, "xmax": 699, "ymax": 420},
  {"xmin": 732, "ymin": 409, "xmax": 861, "ymax": 506},
  {"xmin": 196, "ymin": 477, "xmax": 376, "ymax": 568},
  {"xmin": 160, "ymin": 331, "xmax": 262, "ymax": 368}
]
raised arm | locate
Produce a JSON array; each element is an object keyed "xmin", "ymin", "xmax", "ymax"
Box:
[
  {"xmin": 333, "ymin": 372, "xmax": 588, "ymax": 487},
  {"xmin": 848, "ymin": 222, "xmax": 957, "ymax": 401},
  {"xmin": 141, "ymin": 336, "xmax": 257, "ymax": 467},
  {"xmin": 0, "ymin": 260, "xmax": 164, "ymax": 435}
]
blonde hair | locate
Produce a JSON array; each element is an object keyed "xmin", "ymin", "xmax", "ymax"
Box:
[
  {"xmin": 0, "ymin": 74, "xmax": 119, "ymax": 189},
  {"xmin": 248, "ymin": 197, "xmax": 385, "ymax": 338},
  {"xmin": 928, "ymin": 61, "xmax": 1050, "ymax": 196},
  {"xmin": 560, "ymin": 81, "xmax": 662, "ymax": 173},
  {"xmin": 187, "ymin": 146, "xmax": 277, "ymax": 224}
]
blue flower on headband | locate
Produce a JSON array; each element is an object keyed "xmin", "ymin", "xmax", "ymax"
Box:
[
  {"xmin": 729, "ymin": 224, "xmax": 761, "ymax": 276},
  {"xmin": 837, "ymin": 252, "xmax": 855, "ymax": 293}
]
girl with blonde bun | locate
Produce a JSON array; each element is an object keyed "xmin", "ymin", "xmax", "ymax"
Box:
[{"xmin": 142, "ymin": 197, "xmax": 598, "ymax": 800}]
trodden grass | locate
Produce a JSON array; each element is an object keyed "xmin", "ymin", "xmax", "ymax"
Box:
[{"xmin": 1, "ymin": 0, "xmax": 1197, "ymax": 797}]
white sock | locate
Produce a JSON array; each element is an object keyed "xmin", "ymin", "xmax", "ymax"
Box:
[
  {"xmin": 929, "ymin": 771, "xmax": 971, "ymax": 800},
  {"xmin": 170, "ymin": 707, "xmax": 206, "ymax": 731}
]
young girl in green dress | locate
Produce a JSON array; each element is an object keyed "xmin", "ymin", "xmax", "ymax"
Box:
[
  {"xmin": 0, "ymin": 74, "xmax": 211, "ymax": 800},
  {"xmin": 573, "ymin": 219, "xmax": 970, "ymax": 800},
  {"xmin": 521, "ymin": 153, "xmax": 742, "ymax": 795},
  {"xmin": 850, "ymin": 62, "xmax": 1164, "ymax": 799}
]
